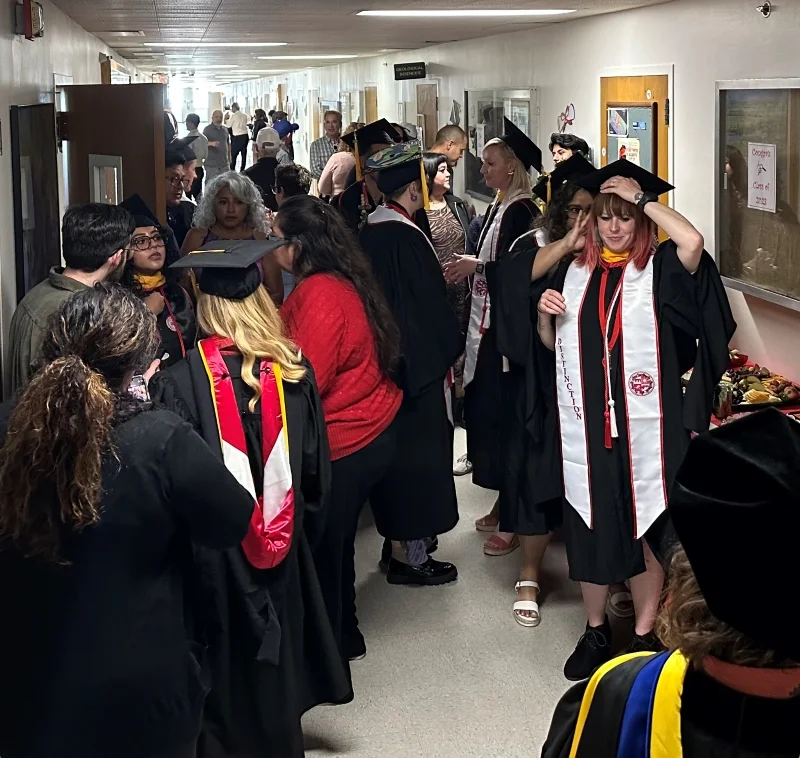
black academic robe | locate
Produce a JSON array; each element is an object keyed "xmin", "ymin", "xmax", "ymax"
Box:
[
  {"xmin": 153, "ymin": 283, "xmax": 198, "ymax": 368},
  {"xmin": 545, "ymin": 243, "xmax": 735, "ymax": 583},
  {"xmin": 150, "ymin": 352, "xmax": 352, "ymax": 758},
  {"xmin": 489, "ymin": 231, "xmax": 563, "ymax": 536},
  {"xmin": 542, "ymin": 653, "xmax": 800, "ymax": 757},
  {"xmin": 167, "ymin": 201, "xmax": 196, "ymax": 248},
  {"xmin": 359, "ymin": 207, "xmax": 462, "ymax": 539},
  {"xmin": 465, "ymin": 196, "xmax": 539, "ymax": 490},
  {"xmin": 336, "ymin": 179, "xmax": 378, "ymax": 234}
]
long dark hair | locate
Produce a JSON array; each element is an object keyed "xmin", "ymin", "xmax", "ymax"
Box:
[
  {"xmin": 423, "ymin": 152, "xmax": 448, "ymax": 193},
  {"xmin": 0, "ymin": 285, "xmax": 159, "ymax": 563},
  {"xmin": 534, "ymin": 181, "xmax": 584, "ymax": 243},
  {"xmin": 276, "ymin": 195, "xmax": 400, "ymax": 374}
]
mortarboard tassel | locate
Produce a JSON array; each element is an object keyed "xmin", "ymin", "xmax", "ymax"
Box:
[
  {"xmin": 354, "ymin": 139, "xmax": 362, "ymax": 181},
  {"xmin": 419, "ymin": 159, "xmax": 430, "ymax": 211}
]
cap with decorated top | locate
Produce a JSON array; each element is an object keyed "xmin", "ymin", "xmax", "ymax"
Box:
[
  {"xmin": 341, "ymin": 118, "xmax": 397, "ymax": 181},
  {"xmin": 170, "ymin": 238, "xmax": 287, "ymax": 300},
  {"xmin": 533, "ymin": 153, "xmax": 597, "ymax": 204},
  {"xmin": 366, "ymin": 143, "xmax": 429, "ymax": 209},
  {"xmin": 575, "ymin": 158, "xmax": 674, "ymax": 196},
  {"xmin": 497, "ymin": 117, "xmax": 543, "ymax": 173}
]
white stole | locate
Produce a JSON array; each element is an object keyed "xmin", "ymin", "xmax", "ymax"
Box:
[
  {"xmin": 555, "ymin": 256, "xmax": 667, "ymax": 538},
  {"xmin": 463, "ymin": 191, "xmax": 527, "ymax": 388},
  {"xmin": 367, "ymin": 204, "xmax": 455, "ymax": 426}
]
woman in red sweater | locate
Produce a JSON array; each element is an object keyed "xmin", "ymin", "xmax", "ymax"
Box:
[{"xmin": 277, "ymin": 195, "xmax": 402, "ymax": 662}]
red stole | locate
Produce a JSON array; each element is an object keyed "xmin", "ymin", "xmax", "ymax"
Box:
[{"xmin": 198, "ymin": 336, "xmax": 295, "ymax": 568}]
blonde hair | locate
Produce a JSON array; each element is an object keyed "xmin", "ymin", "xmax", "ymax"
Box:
[
  {"xmin": 484, "ymin": 138, "xmax": 533, "ymax": 199},
  {"xmin": 338, "ymin": 123, "xmax": 358, "ymax": 153},
  {"xmin": 197, "ymin": 285, "xmax": 306, "ymax": 412}
]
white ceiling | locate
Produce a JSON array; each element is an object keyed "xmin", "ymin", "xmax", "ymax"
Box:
[{"xmin": 52, "ymin": 0, "xmax": 673, "ymax": 78}]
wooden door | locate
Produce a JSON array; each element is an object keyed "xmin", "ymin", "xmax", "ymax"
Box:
[
  {"xmin": 63, "ymin": 83, "xmax": 166, "ymax": 223},
  {"xmin": 416, "ymin": 83, "xmax": 438, "ymax": 150},
  {"xmin": 310, "ymin": 89, "xmax": 321, "ymax": 142},
  {"xmin": 364, "ymin": 86, "xmax": 378, "ymax": 124},
  {"xmin": 600, "ymin": 75, "xmax": 669, "ymax": 192}
]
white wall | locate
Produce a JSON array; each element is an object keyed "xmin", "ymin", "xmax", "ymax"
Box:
[
  {"xmin": 228, "ymin": 0, "xmax": 800, "ymax": 378},
  {"xmin": 0, "ymin": 0, "xmax": 141, "ymax": 374}
]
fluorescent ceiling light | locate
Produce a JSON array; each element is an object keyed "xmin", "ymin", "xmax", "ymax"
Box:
[
  {"xmin": 255, "ymin": 54, "xmax": 358, "ymax": 60},
  {"xmin": 144, "ymin": 42, "xmax": 288, "ymax": 48},
  {"xmin": 357, "ymin": 9, "xmax": 576, "ymax": 17},
  {"xmin": 105, "ymin": 30, "xmax": 145, "ymax": 36},
  {"xmin": 234, "ymin": 69, "xmax": 288, "ymax": 73},
  {"xmin": 155, "ymin": 64, "xmax": 239, "ymax": 70}
]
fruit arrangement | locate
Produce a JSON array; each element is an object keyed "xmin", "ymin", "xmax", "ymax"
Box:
[{"xmin": 723, "ymin": 364, "xmax": 800, "ymax": 407}]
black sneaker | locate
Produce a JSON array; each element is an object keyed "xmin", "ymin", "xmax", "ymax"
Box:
[
  {"xmin": 626, "ymin": 630, "xmax": 662, "ymax": 655},
  {"xmin": 564, "ymin": 618, "xmax": 612, "ymax": 681}
]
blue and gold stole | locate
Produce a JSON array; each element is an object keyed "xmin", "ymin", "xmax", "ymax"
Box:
[{"xmin": 569, "ymin": 650, "xmax": 691, "ymax": 758}]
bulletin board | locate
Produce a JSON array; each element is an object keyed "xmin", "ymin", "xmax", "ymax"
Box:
[{"xmin": 716, "ymin": 79, "xmax": 800, "ymax": 311}]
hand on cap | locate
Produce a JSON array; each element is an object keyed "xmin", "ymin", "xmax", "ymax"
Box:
[{"xmin": 600, "ymin": 176, "xmax": 641, "ymax": 204}]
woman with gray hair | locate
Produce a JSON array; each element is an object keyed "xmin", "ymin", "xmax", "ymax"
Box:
[{"xmin": 180, "ymin": 171, "xmax": 284, "ymax": 304}]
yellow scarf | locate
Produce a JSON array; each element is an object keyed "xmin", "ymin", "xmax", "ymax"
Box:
[
  {"xmin": 135, "ymin": 272, "xmax": 166, "ymax": 291},
  {"xmin": 601, "ymin": 247, "xmax": 630, "ymax": 264}
]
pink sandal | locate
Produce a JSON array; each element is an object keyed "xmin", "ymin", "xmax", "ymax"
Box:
[
  {"xmin": 474, "ymin": 514, "xmax": 499, "ymax": 533},
  {"xmin": 483, "ymin": 532, "xmax": 519, "ymax": 556}
]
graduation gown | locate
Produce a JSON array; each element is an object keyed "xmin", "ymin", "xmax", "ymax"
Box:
[
  {"xmin": 542, "ymin": 651, "xmax": 800, "ymax": 758},
  {"xmin": 488, "ymin": 230, "xmax": 563, "ymax": 535},
  {"xmin": 546, "ymin": 243, "xmax": 735, "ymax": 584},
  {"xmin": 464, "ymin": 195, "xmax": 539, "ymax": 490},
  {"xmin": 359, "ymin": 204, "xmax": 462, "ymax": 539},
  {"xmin": 150, "ymin": 351, "xmax": 352, "ymax": 758},
  {"xmin": 152, "ymin": 282, "xmax": 198, "ymax": 368},
  {"xmin": 336, "ymin": 179, "xmax": 378, "ymax": 233}
]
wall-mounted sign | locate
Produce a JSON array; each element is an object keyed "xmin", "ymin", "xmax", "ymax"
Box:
[
  {"xmin": 394, "ymin": 62, "xmax": 427, "ymax": 81},
  {"xmin": 747, "ymin": 142, "xmax": 776, "ymax": 213}
]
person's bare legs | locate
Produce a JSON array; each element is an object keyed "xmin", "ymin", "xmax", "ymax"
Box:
[
  {"xmin": 514, "ymin": 533, "xmax": 552, "ymax": 621},
  {"xmin": 475, "ymin": 495, "xmax": 500, "ymax": 530},
  {"xmin": 628, "ymin": 539, "xmax": 665, "ymax": 635},
  {"xmin": 581, "ymin": 581, "xmax": 610, "ymax": 627}
]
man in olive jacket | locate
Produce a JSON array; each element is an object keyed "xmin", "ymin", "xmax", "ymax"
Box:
[{"xmin": 7, "ymin": 203, "xmax": 134, "ymax": 394}]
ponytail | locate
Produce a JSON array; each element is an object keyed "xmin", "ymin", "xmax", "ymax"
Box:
[{"xmin": 0, "ymin": 356, "xmax": 117, "ymax": 562}]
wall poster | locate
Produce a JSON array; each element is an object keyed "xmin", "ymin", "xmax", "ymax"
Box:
[{"xmin": 747, "ymin": 142, "xmax": 777, "ymax": 213}]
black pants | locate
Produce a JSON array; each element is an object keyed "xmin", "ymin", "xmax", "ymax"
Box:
[
  {"xmin": 230, "ymin": 135, "xmax": 249, "ymax": 171},
  {"xmin": 315, "ymin": 420, "xmax": 398, "ymax": 660},
  {"xmin": 190, "ymin": 166, "xmax": 204, "ymax": 201}
]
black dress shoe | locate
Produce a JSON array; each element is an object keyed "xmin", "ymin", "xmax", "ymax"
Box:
[
  {"xmin": 344, "ymin": 630, "xmax": 367, "ymax": 662},
  {"xmin": 564, "ymin": 617, "xmax": 612, "ymax": 681},
  {"xmin": 379, "ymin": 538, "xmax": 391, "ymax": 569},
  {"xmin": 626, "ymin": 630, "xmax": 662, "ymax": 655},
  {"xmin": 386, "ymin": 557, "xmax": 458, "ymax": 586}
]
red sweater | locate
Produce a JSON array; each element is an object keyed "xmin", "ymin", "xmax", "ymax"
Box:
[{"xmin": 281, "ymin": 273, "xmax": 402, "ymax": 460}]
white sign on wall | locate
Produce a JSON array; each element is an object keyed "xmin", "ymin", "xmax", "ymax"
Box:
[
  {"xmin": 747, "ymin": 142, "xmax": 777, "ymax": 213},
  {"xmin": 617, "ymin": 138, "xmax": 641, "ymax": 166}
]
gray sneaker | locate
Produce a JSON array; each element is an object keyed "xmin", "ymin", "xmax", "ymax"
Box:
[{"xmin": 453, "ymin": 454, "xmax": 473, "ymax": 476}]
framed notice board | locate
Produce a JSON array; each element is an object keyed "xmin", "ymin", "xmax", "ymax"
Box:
[{"xmin": 716, "ymin": 78, "xmax": 800, "ymax": 311}]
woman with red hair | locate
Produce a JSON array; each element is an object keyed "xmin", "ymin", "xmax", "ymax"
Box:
[{"xmin": 537, "ymin": 160, "xmax": 735, "ymax": 682}]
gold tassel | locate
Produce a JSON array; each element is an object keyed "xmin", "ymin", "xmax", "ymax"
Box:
[
  {"xmin": 355, "ymin": 140, "xmax": 362, "ymax": 181},
  {"xmin": 547, "ymin": 178, "xmax": 552, "ymax": 205},
  {"xmin": 420, "ymin": 158, "xmax": 430, "ymax": 210}
]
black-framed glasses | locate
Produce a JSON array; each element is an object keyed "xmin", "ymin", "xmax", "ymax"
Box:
[
  {"xmin": 129, "ymin": 233, "xmax": 166, "ymax": 252},
  {"xmin": 166, "ymin": 176, "xmax": 184, "ymax": 189},
  {"xmin": 566, "ymin": 205, "xmax": 591, "ymax": 218}
]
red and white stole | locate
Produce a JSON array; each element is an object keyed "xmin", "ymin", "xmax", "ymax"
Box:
[
  {"xmin": 463, "ymin": 190, "xmax": 527, "ymax": 388},
  {"xmin": 555, "ymin": 256, "xmax": 667, "ymax": 538},
  {"xmin": 368, "ymin": 203, "xmax": 455, "ymax": 425},
  {"xmin": 198, "ymin": 336, "xmax": 295, "ymax": 568}
]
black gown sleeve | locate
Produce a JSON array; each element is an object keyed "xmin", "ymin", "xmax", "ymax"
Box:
[
  {"xmin": 297, "ymin": 367, "xmax": 332, "ymax": 552},
  {"xmin": 163, "ymin": 421, "xmax": 254, "ymax": 549},
  {"xmin": 540, "ymin": 679, "xmax": 589, "ymax": 758},
  {"xmin": 655, "ymin": 242, "xmax": 736, "ymax": 432},
  {"xmin": 148, "ymin": 364, "xmax": 200, "ymax": 429}
]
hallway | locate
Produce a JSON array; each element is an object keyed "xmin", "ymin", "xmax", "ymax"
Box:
[{"xmin": 303, "ymin": 430, "xmax": 586, "ymax": 757}]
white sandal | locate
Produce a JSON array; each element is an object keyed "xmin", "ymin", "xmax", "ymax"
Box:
[{"xmin": 513, "ymin": 581, "xmax": 541, "ymax": 628}]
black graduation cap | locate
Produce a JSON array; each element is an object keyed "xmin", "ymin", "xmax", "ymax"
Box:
[
  {"xmin": 670, "ymin": 409, "xmax": 800, "ymax": 661},
  {"xmin": 575, "ymin": 158, "xmax": 674, "ymax": 196},
  {"xmin": 120, "ymin": 194, "xmax": 159, "ymax": 229},
  {"xmin": 170, "ymin": 238, "xmax": 286, "ymax": 300},
  {"xmin": 171, "ymin": 134, "xmax": 199, "ymax": 163},
  {"xmin": 340, "ymin": 118, "xmax": 396, "ymax": 153},
  {"xmin": 533, "ymin": 153, "xmax": 597, "ymax": 204},
  {"xmin": 499, "ymin": 117, "xmax": 542, "ymax": 173}
]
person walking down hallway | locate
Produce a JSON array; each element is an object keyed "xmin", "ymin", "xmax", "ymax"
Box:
[
  {"xmin": 7, "ymin": 203, "xmax": 134, "ymax": 394},
  {"xmin": 185, "ymin": 113, "xmax": 208, "ymax": 201},
  {"xmin": 245, "ymin": 127, "xmax": 287, "ymax": 212},
  {"xmin": 360, "ymin": 144, "xmax": 462, "ymax": 586},
  {"xmin": 180, "ymin": 172, "xmax": 284, "ymax": 305},
  {"xmin": 203, "ymin": 110, "xmax": 231, "ymax": 186},
  {"xmin": 310, "ymin": 110, "xmax": 343, "ymax": 185},
  {"xmin": 0, "ymin": 285, "xmax": 255, "ymax": 758},
  {"xmin": 225, "ymin": 102, "xmax": 249, "ymax": 172}
]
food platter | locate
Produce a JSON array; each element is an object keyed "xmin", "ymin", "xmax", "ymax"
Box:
[{"xmin": 723, "ymin": 356, "xmax": 800, "ymax": 411}]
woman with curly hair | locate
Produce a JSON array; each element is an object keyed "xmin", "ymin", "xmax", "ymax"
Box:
[
  {"xmin": 180, "ymin": 171, "xmax": 284, "ymax": 304},
  {"xmin": 120, "ymin": 194, "xmax": 197, "ymax": 368},
  {"xmin": 542, "ymin": 409, "xmax": 800, "ymax": 757},
  {"xmin": 0, "ymin": 285, "xmax": 254, "ymax": 758}
]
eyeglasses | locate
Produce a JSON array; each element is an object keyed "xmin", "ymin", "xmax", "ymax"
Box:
[
  {"xmin": 129, "ymin": 233, "xmax": 165, "ymax": 252},
  {"xmin": 566, "ymin": 205, "xmax": 591, "ymax": 218},
  {"xmin": 166, "ymin": 176, "xmax": 184, "ymax": 189},
  {"xmin": 266, "ymin": 233, "xmax": 292, "ymax": 245},
  {"xmin": 270, "ymin": 186, "xmax": 282, "ymax": 194}
]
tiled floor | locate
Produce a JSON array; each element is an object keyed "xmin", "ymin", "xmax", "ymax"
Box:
[{"xmin": 303, "ymin": 429, "xmax": 594, "ymax": 757}]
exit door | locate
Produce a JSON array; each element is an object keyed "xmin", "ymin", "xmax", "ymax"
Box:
[{"xmin": 62, "ymin": 83, "xmax": 167, "ymax": 223}]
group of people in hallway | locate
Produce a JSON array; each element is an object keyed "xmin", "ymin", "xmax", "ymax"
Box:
[{"xmin": 1, "ymin": 102, "xmax": 798, "ymax": 758}]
